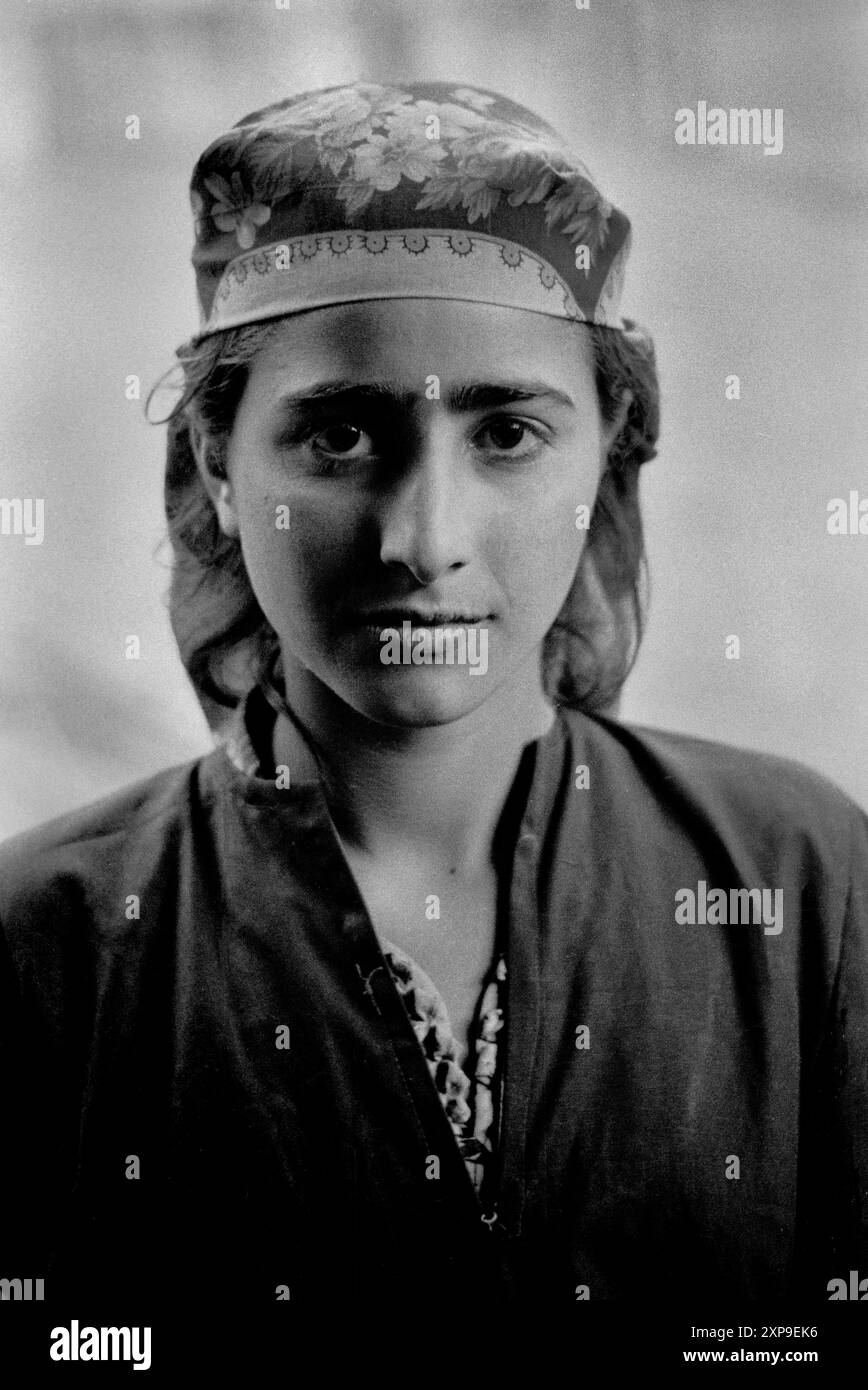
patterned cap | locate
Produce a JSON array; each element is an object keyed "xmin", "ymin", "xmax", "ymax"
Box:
[{"xmin": 189, "ymin": 81, "xmax": 639, "ymax": 340}]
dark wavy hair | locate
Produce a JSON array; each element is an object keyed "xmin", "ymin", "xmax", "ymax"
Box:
[{"xmin": 152, "ymin": 316, "xmax": 660, "ymax": 733}]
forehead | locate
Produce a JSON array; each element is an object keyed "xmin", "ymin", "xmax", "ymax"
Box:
[{"xmin": 245, "ymin": 299, "xmax": 596, "ymax": 397}]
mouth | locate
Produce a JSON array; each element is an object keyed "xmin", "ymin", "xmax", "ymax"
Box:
[{"xmin": 349, "ymin": 608, "xmax": 494, "ymax": 629}]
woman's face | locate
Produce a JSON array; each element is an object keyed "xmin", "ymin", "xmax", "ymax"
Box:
[{"xmin": 215, "ymin": 299, "xmax": 617, "ymax": 727}]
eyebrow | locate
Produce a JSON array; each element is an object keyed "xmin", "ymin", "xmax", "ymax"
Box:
[{"xmin": 271, "ymin": 378, "xmax": 577, "ymax": 417}]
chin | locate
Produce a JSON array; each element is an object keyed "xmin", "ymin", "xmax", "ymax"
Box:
[{"xmin": 334, "ymin": 668, "xmax": 497, "ymax": 729}]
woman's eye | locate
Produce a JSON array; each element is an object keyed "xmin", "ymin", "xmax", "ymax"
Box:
[
  {"xmin": 311, "ymin": 423, "xmax": 373, "ymax": 457},
  {"xmin": 476, "ymin": 418, "xmax": 541, "ymax": 455}
]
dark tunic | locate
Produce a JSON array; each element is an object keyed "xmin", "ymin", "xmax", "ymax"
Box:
[{"xmin": 1, "ymin": 689, "xmax": 866, "ymax": 1310}]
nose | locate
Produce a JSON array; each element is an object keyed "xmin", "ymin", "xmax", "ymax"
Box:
[{"xmin": 378, "ymin": 429, "xmax": 473, "ymax": 584}]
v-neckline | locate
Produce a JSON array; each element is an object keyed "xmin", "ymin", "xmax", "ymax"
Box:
[{"xmin": 225, "ymin": 683, "xmax": 569, "ymax": 1239}]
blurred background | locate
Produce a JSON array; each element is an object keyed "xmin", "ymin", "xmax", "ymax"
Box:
[{"xmin": 1, "ymin": 0, "xmax": 866, "ymax": 836}]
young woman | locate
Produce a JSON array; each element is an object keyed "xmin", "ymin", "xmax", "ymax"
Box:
[{"xmin": 2, "ymin": 81, "xmax": 866, "ymax": 1314}]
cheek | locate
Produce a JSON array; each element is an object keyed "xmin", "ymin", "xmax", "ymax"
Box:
[
  {"xmin": 492, "ymin": 456, "xmax": 599, "ymax": 620},
  {"xmin": 232, "ymin": 476, "xmax": 353, "ymax": 626}
]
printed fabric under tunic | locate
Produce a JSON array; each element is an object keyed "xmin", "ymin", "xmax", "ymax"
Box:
[{"xmin": 2, "ymin": 683, "xmax": 868, "ymax": 1310}]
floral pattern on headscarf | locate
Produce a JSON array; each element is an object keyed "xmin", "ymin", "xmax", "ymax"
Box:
[
  {"xmin": 187, "ymin": 80, "xmax": 645, "ymax": 340},
  {"xmin": 195, "ymin": 83, "xmax": 612, "ymax": 256}
]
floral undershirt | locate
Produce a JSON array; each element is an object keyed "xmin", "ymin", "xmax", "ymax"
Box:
[
  {"xmin": 224, "ymin": 704, "xmax": 506, "ymax": 1210},
  {"xmin": 379, "ymin": 939, "xmax": 506, "ymax": 1207}
]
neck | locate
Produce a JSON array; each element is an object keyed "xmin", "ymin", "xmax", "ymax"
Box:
[{"xmin": 270, "ymin": 655, "xmax": 555, "ymax": 873}]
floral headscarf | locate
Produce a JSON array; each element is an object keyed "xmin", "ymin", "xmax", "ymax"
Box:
[{"xmin": 188, "ymin": 81, "xmax": 640, "ymax": 341}]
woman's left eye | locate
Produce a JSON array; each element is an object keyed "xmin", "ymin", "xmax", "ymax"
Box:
[
  {"xmin": 310, "ymin": 423, "xmax": 373, "ymax": 457},
  {"xmin": 475, "ymin": 418, "xmax": 543, "ymax": 455}
]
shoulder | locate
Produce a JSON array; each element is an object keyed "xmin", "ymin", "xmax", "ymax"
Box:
[
  {"xmin": 549, "ymin": 710, "xmax": 868, "ymax": 978},
  {"xmin": 0, "ymin": 753, "xmax": 217, "ymax": 935},
  {"xmin": 557, "ymin": 706, "xmax": 868, "ymax": 869}
]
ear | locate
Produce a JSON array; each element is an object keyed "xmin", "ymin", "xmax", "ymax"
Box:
[
  {"xmin": 599, "ymin": 389, "xmax": 633, "ymax": 467},
  {"xmin": 189, "ymin": 422, "xmax": 239, "ymax": 538}
]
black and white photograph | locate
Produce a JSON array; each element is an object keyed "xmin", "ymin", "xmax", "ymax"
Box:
[{"xmin": 1, "ymin": 0, "xmax": 866, "ymax": 1374}]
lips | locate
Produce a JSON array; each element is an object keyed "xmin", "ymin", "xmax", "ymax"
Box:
[{"xmin": 351, "ymin": 609, "xmax": 493, "ymax": 626}]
